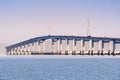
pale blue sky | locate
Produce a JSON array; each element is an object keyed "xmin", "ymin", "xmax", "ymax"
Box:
[{"xmin": 0, "ymin": 0, "xmax": 120, "ymax": 53}]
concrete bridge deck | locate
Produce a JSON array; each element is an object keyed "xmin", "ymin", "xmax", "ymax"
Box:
[{"xmin": 6, "ymin": 35, "xmax": 120, "ymax": 55}]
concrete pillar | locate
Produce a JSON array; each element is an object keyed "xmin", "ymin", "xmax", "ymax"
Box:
[
  {"xmin": 14, "ymin": 47, "xmax": 17, "ymax": 55},
  {"xmin": 42, "ymin": 40, "xmax": 45, "ymax": 53},
  {"xmin": 16, "ymin": 47, "xmax": 18, "ymax": 55},
  {"xmin": 24, "ymin": 45, "xmax": 27, "ymax": 55},
  {"xmin": 34, "ymin": 41, "xmax": 39, "ymax": 53},
  {"xmin": 80, "ymin": 39, "xmax": 84, "ymax": 55},
  {"xmin": 32, "ymin": 42, "xmax": 34, "ymax": 53},
  {"xmin": 12, "ymin": 48, "xmax": 14, "ymax": 55},
  {"xmin": 29, "ymin": 43, "xmax": 33, "ymax": 54},
  {"xmin": 12, "ymin": 48, "xmax": 15, "ymax": 55},
  {"xmin": 6, "ymin": 48, "xmax": 9, "ymax": 55},
  {"xmin": 65, "ymin": 39, "xmax": 67, "ymax": 54},
  {"xmin": 13, "ymin": 48, "xmax": 15, "ymax": 55},
  {"xmin": 102, "ymin": 41, "xmax": 104, "ymax": 55},
  {"xmin": 17, "ymin": 47, "xmax": 19, "ymax": 55},
  {"xmin": 23, "ymin": 45, "xmax": 26, "ymax": 55},
  {"xmin": 51, "ymin": 39, "xmax": 54, "ymax": 53},
  {"xmin": 18, "ymin": 46, "xmax": 21, "ymax": 55},
  {"xmin": 75, "ymin": 40, "xmax": 80, "ymax": 54},
  {"xmin": 37, "ymin": 41, "xmax": 40, "ymax": 54},
  {"xmin": 74, "ymin": 40, "xmax": 77, "ymax": 54},
  {"xmin": 27, "ymin": 43, "xmax": 31, "ymax": 55},
  {"xmin": 89, "ymin": 40, "xmax": 92, "ymax": 55},
  {"xmin": 8, "ymin": 49, "xmax": 11, "ymax": 55},
  {"xmin": 60, "ymin": 39, "xmax": 62, "ymax": 54},
  {"xmin": 83, "ymin": 40, "xmax": 86, "ymax": 55},
  {"xmin": 99, "ymin": 40, "xmax": 102, "ymax": 54},
  {"xmin": 73, "ymin": 39, "xmax": 75, "ymax": 52},
  {"xmin": 73, "ymin": 39, "xmax": 76, "ymax": 55},
  {"xmin": 66, "ymin": 39, "xmax": 69, "ymax": 54},
  {"xmin": 21, "ymin": 46, "xmax": 23, "ymax": 55},
  {"xmin": 23, "ymin": 45, "xmax": 25, "ymax": 55},
  {"xmin": 19, "ymin": 46, "xmax": 22, "ymax": 55},
  {"xmin": 14, "ymin": 48, "xmax": 17, "ymax": 55},
  {"xmin": 108, "ymin": 41, "xmax": 112, "ymax": 55},
  {"xmin": 33, "ymin": 42, "xmax": 36, "ymax": 53},
  {"xmin": 39, "ymin": 41, "xmax": 44, "ymax": 54},
  {"xmin": 20, "ymin": 45, "xmax": 22, "ymax": 55},
  {"xmin": 15, "ymin": 47, "xmax": 18, "ymax": 55},
  {"xmin": 26, "ymin": 44, "xmax": 29, "ymax": 55},
  {"xmin": 10, "ymin": 48, "xmax": 13, "ymax": 55},
  {"xmin": 80, "ymin": 39, "xmax": 82, "ymax": 52},
  {"xmin": 113, "ymin": 41, "xmax": 116, "ymax": 55},
  {"xmin": 60, "ymin": 39, "xmax": 63, "ymax": 54},
  {"xmin": 6, "ymin": 48, "xmax": 8, "ymax": 55},
  {"xmin": 11, "ymin": 48, "xmax": 13, "ymax": 55},
  {"xmin": 91, "ymin": 41, "xmax": 94, "ymax": 55},
  {"xmin": 6, "ymin": 50, "xmax": 10, "ymax": 55},
  {"xmin": 57, "ymin": 39, "xmax": 60, "ymax": 53},
  {"xmin": 36, "ymin": 41, "xmax": 38, "ymax": 53}
]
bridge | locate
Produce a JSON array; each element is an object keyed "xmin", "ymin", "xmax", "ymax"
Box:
[{"xmin": 6, "ymin": 35, "xmax": 120, "ymax": 55}]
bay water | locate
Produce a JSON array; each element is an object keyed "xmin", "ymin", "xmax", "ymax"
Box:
[{"xmin": 0, "ymin": 56, "xmax": 120, "ymax": 80}]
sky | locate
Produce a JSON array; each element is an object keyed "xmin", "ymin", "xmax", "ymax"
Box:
[{"xmin": 0, "ymin": 0, "xmax": 120, "ymax": 53}]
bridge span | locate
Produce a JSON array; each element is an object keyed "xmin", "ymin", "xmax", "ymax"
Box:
[{"xmin": 6, "ymin": 35, "xmax": 120, "ymax": 55}]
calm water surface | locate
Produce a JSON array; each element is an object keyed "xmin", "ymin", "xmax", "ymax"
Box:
[{"xmin": 0, "ymin": 57, "xmax": 120, "ymax": 80}]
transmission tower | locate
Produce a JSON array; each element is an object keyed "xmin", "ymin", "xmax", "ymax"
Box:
[{"xmin": 87, "ymin": 17, "xmax": 91, "ymax": 36}]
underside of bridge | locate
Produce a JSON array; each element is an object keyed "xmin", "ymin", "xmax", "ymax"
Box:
[{"xmin": 6, "ymin": 35, "xmax": 120, "ymax": 55}]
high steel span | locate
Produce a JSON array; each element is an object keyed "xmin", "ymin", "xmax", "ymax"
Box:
[{"xmin": 6, "ymin": 35, "xmax": 120, "ymax": 55}]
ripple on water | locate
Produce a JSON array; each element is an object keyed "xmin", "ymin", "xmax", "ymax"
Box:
[{"xmin": 0, "ymin": 58, "xmax": 120, "ymax": 80}]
